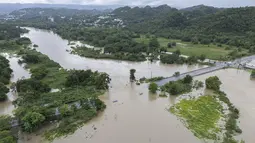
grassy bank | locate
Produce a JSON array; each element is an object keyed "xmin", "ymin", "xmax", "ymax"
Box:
[{"xmin": 135, "ymin": 36, "xmax": 248, "ymax": 60}]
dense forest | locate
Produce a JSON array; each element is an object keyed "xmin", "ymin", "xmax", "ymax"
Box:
[
  {"xmin": 0, "ymin": 56, "xmax": 13, "ymax": 101},
  {"xmin": 112, "ymin": 5, "xmax": 255, "ymax": 50}
]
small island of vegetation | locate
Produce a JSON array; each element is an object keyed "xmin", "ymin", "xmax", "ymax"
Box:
[{"xmin": 170, "ymin": 76, "xmax": 243, "ymax": 143}]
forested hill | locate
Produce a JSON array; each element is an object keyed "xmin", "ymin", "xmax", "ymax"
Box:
[
  {"xmin": 112, "ymin": 5, "xmax": 178, "ymax": 23},
  {"xmin": 111, "ymin": 5, "xmax": 222, "ymax": 34},
  {"xmin": 180, "ymin": 4, "xmax": 223, "ymax": 19},
  {"xmin": 9, "ymin": 8, "xmax": 109, "ymax": 19},
  {"xmin": 112, "ymin": 5, "xmax": 255, "ymax": 48},
  {"xmin": 189, "ymin": 7, "xmax": 255, "ymax": 34}
]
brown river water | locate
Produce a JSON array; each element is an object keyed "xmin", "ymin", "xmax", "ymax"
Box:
[
  {"xmin": 0, "ymin": 28, "xmax": 254, "ymax": 143},
  {"xmin": 0, "ymin": 55, "xmax": 30, "ymax": 116}
]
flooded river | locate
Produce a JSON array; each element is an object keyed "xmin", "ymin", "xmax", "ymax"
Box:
[
  {"xmin": 2, "ymin": 27, "xmax": 252, "ymax": 143},
  {"xmin": 0, "ymin": 55, "xmax": 30, "ymax": 115},
  {"xmin": 20, "ymin": 28, "xmax": 203, "ymax": 143},
  {"xmin": 196, "ymin": 69, "xmax": 255, "ymax": 143}
]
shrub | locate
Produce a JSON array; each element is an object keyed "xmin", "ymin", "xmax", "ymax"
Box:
[
  {"xmin": 251, "ymin": 70, "xmax": 255, "ymax": 78},
  {"xmin": 183, "ymin": 75, "xmax": 193, "ymax": 84},
  {"xmin": 205, "ymin": 76, "xmax": 222, "ymax": 91},
  {"xmin": 149, "ymin": 83, "xmax": 158, "ymax": 93}
]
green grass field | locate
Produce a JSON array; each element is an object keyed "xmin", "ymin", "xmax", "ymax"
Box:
[
  {"xmin": 170, "ymin": 95, "xmax": 223, "ymax": 140},
  {"xmin": 134, "ymin": 36, "xmax": 238, "ymax": 60}
]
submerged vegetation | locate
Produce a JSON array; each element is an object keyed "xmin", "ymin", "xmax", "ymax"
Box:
[
  {"xmin": 250, "ymin": 70, "xmax": 255, "ymax": 78},
  {"xmin": 148, "ymin": 82, "xmax": 158, "ymax": 93},
  {"xmin": 205, "ymin": 76, "xmax": 222, "ymax": 91},
  {"xmin": 161, "ymin": 75, "xmax": 193, "ymax": 95},
  {"xmin": 72, "ymin": 46, "xmax": 146, "ymax": 61},
  {"xmin": 170, "ymin": 76, "xmax": 243, "ymax": 143},
  {"xmin": 0, "ymin": 115, "xmax": 16, "ymax": 143},
  {"xmin": 139, "ymin": 76, "xmax": 164, "ymax": 83},
  {"xmin": 129, "ymin": 69, "xmax": 136, "ymax": 81},
  {"xmin": 0, "ymin": 24, "xmax": 110, "ymax": 141},
  {"xmin": 14, "ymin": 48, "xmax": 109, "ymax": 140}
]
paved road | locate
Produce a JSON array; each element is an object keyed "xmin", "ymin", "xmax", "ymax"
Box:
[{"xmin": 156, "ymin": 55, "xmax": 255, "ymax": 86}]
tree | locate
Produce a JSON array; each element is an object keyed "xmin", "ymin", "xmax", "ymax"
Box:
[
  {"xmin": 16, "ymin": 79, "xmax": 51, "ymax": 93},
  {"xmin": 200, "ymin": 39, "xmax": 211, "ymax": 45},
  {"xmin": 0, "ymin": 92, "xmax": 7, "ymax": 101},
  {"xmin": 0, "ymin": 131, "xmax": 16, "ymax": 143},
  {"xmin": 186, "ymin": 56, "xmax": 198, "ymax": 64},
  {"xmin": 198, "ymin": 54, "xmax": 206, "ymax": 62},
  {"xmin": 22, "ymin": 54, "xmax": 40, "ymax": 64},
  {"xmin": 149, "ymin": 38, "xmax": 160, "ymax": 48},
  {"xmin": 173, "ymin": 49, "xmax": 181, "ymax": 56},
  {"xmin": 148, "ymin": 38, "xmax": 160, "ymax": 52},
  {"xmin": 167, "ymin": 43, "xmax": 172, "ymax": 48},
  {"xmin": 173, "ymin": 72, "xmax": 180, "ymax": 77},
  {"xmin": 160, "ymin": 47, "xmax": 167, "ymax": 53},
  {"xmin": 31, "ymin": 67, "xmax": 48, "ymax": 80},
  {"xmin": 22, "ymin": 112, "xmax": 45, "ymax": 133},
  {"xmin": 193, "ymin": 80, "xmax": 204, "ymax": 89},
  {"xmin": 183, "ymin": 75, "xmax": 193, "ymax": 84},
  {"xmin": 149, "ymin": 82, "xmax": 158, "ymax": 93},
  {"xmin": 0, "ymin": 115, "xmax": 11, "ymax": 131},
  {"xmin": 251, "ymin": 70, "xmax": 255, "ymax": 78},
  {"xmin": 205, "ymin": 76, "xmax": 222, "ymax": 91},
  {"xmin": 0, "ymin": 83, "xmax": 9, "ymax": 101},
  {"xmin": 130, "ymin": 69, "xmax": 136, "ymax": 81},
  {"xmin": 172, "ymin": 42, "xmax": 177, "ymax": 46},
  {"xmin": 59, "ymin": 104, "xmax": 70, "ymax": 117},
  {"xmin": 65, "ymin": 70, "xmax": 110, "ymax": 89}
]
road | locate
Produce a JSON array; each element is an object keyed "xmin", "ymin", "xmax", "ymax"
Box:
[{"xmin": 156, "ymin": 55, "xmax": 255, "ymax": 86}]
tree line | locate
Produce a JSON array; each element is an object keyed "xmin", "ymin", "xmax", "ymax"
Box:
[{"xmin": 0, "ymin": 56, "xmax": 13, "ymax": 101}]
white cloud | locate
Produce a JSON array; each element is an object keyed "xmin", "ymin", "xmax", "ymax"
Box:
[{"xmin": 0, "ymin": 0, "xmax": 254, "ymax": 7}]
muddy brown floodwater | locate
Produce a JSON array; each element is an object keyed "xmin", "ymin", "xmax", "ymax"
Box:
[
  {"xmin": 196, "ymin": 69, "xmax": 255, "ymax": 143},
  {"xmin": 0, "ymin": 55, "xmax": 30, "ymax": 116},
  {"xmin": 15, "ymin": 28, "xmax": 255, "ymax": 143}
]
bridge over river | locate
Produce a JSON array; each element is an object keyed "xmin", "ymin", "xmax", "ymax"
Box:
[{"xmin": 156, "ymin": 55, "xmax": 255, "ymax": 86}]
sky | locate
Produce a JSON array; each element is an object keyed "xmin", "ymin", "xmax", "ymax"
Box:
[{"xmin": 0, "ymin": 0, "xmax": 255, "ymax": 8}]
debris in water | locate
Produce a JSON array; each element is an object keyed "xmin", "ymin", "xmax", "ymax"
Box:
[{"xmin": 94, "ymin": 127, "xmax": 97, "ymax": 130}]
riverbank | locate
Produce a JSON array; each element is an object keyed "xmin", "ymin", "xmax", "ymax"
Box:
[
  {"xmin": 135, "ymin": 36, "xmax": 249, "ymax": 61},
  {"xmin": 71, "ymin": 46, "xmax": 146, "ymax": 62}
]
